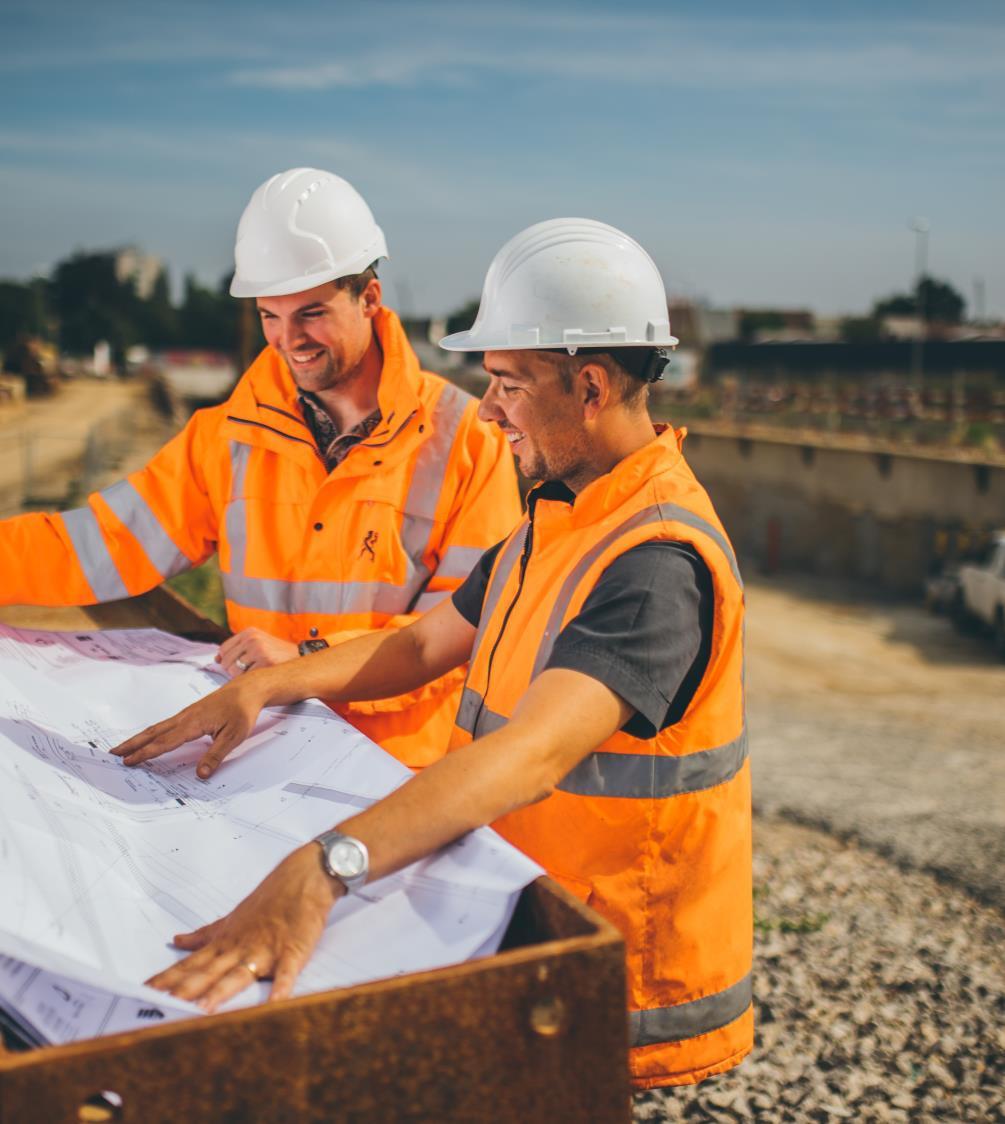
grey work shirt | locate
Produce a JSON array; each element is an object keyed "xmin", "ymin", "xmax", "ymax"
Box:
[{"xmin": 451, "ymin": 482, "xmax": 714, "ymax": 738}]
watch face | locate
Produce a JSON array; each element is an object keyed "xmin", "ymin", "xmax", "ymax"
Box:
[{"xmin": 330, "ymin": 839, "xmax": 366, "ymax": 878}]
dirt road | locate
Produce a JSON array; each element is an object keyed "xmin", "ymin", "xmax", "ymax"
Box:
[
  {"xmin": 0, "ymin": 377, "xmax": 173, "ymax": 517},
  {"xmin": 746, "ymin": 575, "xmax": 1004, "ymax": 912}
]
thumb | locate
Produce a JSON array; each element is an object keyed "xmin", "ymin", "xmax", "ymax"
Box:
[{"xmin": 196, "ymin": 726, "xmax": 244, "ymax": 779}]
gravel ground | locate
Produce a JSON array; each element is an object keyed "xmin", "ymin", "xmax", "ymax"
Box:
[{"xmin": 633, "ymin": 816, "xmax": 1005, "ymax": 1123}]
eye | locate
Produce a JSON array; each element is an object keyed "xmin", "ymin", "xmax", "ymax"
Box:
[
  {"xmin": 301, "ymin": 309, "xmax": 325, "ymax": 320},
  {"xmin": 501, "ymin": 384, "xmax": 520, "ymax": 396}
]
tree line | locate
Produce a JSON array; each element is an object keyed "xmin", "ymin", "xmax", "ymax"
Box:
[{"xmin": 0, "ymin": 251, "xmax": 241, "ymax": 364}]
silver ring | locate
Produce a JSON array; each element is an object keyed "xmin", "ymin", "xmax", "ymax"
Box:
[
  {"xmin": 235, "ymin": 658, "xmax": 248, "ymax": 672},
  {"xmin": 240, "ymin": 960, "xmax": 259, "ymax": 979}
]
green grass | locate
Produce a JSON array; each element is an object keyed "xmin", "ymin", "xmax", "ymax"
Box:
[
  {"xmin": 166, "ymin": 557, "xmax": 227, "ymax": 627},
  {"xmin": 753, "ymin": 883, "xmax": 830, "ymax": 934}
]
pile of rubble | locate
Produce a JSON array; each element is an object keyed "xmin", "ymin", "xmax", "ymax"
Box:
[{"xmin": 634, "ymin": 817, "xmax": 1005, "ymax": 1122}]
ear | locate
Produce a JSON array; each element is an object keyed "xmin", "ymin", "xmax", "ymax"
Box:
[
  {"xmin": 360, "ymin": 277, "xmax": 382, "ymax": 319},
  {"xmin": 576, "ymin": 361, "xmax": 612, "ymax": 421}
]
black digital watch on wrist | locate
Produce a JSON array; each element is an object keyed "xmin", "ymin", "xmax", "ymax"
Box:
[{"xmin": 298, "ymin": 638, "xmax": 330, "ymax": 656}]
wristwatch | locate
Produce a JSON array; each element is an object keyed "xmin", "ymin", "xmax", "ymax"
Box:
[
  {"xmin": 298, "ymin": 638, "xmax": 329, "ymax": 656},
  {"xmin": 314, "ymin": 829, "xmax": 369, "ymax": 894}
]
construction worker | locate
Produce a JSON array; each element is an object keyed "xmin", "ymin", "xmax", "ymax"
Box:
[
  {"xmin": 0, "ymin": 168, "xmax": 521, "ymax": 767},
  {"xmin": 114, "ymin": 218, "xmax": 753, "ymax": 1089}
]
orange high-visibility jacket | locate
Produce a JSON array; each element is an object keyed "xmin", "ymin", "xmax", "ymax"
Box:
[
  {"xmin": 450, "ymin": 427, "xmax": 752, "ymax": 1088},
  {"xmin": 0, "ymin": 308, "xmax": 521, "ymax": 766}
]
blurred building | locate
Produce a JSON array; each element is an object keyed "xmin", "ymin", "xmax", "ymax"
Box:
[{"xmin": 114, "ymin": 247, "xmax": 164, "ymax": 300}]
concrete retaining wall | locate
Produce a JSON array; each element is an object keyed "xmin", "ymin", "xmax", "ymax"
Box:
[{"xmin": 682, "ymin": 427, "xmax": 1005, "ymax": 594}]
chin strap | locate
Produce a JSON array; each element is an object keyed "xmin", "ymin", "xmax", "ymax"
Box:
[{"xmin": 644, "ymin": 348, "xmax": 671, "ymax": 383}]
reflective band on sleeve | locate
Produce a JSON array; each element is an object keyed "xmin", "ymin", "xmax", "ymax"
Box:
[
  {"xmin": 100, "ymin": 480, "xmax": 190, "ymax": 579},
  {"xmin": 629, "ymin": 973, "xmax": 752, "ymax": 1047},
  {"xmin": 557, "ymin": 729, "xmax": 748, "ymax": 799},
  {"xmin": 225, "ymin": 442, "xmax": 252, "ymax": 576},
  {"xmin": 412, "ymin": 589, "xmax": 451, "ymax": 613},
  {"xmin": 59, "ymin": 507, "xmax": 130, "ymax": 602},
  {"xmin": 531, "ymin": 502, "xmax": 742, "ymax": 680},
  {"xmin": 222, "ymin": 573, "xmax": 417, "ymax": 617},
  {"xmin": 436, "ymin": 544, "xmax": 486, "ymax": 581}
]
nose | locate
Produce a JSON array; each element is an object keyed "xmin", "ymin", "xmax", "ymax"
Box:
[
  {"xmin": 279, "ymin": 317, "xmax": 309, "ymax": 354},
  {"xmin": 478, "ymin": 378, "xmax": 505, "ymax": 423}
]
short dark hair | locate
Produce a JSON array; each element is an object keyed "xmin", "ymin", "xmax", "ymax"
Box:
[
  {"xmin": 549, "ymin": 348, "xmax": 655, "ymax": 407},
  {"xmin": 334, "ymin": 262, "xmax": 379, "ymax": 299}
]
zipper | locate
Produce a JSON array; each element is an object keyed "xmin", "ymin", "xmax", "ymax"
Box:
[
  {"xmin": 225, "ymin": 415, "xmax": 317, "ymax": 450},
  {"xmin": 356, "ymin": 409, "xmax": 417, "ymax": 450},
  {"xmin": 472, "ymin": 511, "xmax": 536, "ymax": 737}
]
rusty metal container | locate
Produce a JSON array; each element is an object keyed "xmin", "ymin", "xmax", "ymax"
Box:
[{"xmin": 0, "ymin": 590, "xmax": 631, "ymax": 1123}]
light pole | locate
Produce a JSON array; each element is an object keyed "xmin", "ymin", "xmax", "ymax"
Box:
[{"xmin": 909, "ymin": 217, "xmax": 929, "ymax": 383}]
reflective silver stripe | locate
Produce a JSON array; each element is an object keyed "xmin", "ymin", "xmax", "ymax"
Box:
[
  {"xmin": 403, "ymin": 382, "xmax": 471, "ymax": 521},
  {"xmin": 399, "ymin": 383, "xmax": 472, "ymax": 606},
  {"xmin": 59, "ymin": 507, "xmax": 129, "ymax": 601},
  {"xmin": 557, "ymin": 729, "xmax": 748, "ymax": 799},
  {"xmin": 474, "ymin": 703, "xmax": 508, "ymax": 738},
  {"xmin": 100, "ymin": 480, "xmax": 190, "ymax": 579},
  {"xmin": 531, "ymin": 502, "xmax": 742, "ymax": 680},
  {"xmin": 454, "ymin": 686, "xmax": 508, "ymax": 738},
  {"xmin": 455, "ymin": 686, "xmax": 482, "ymax": 733},
  {"xmin": 222, "ymin": 573, "xmax": 414, "ymax": 616},
  {"xmin": 436, "ymin": 544, "xmax": 485, "ymax": 581},
  {"xmin": 222, "ymin": 390, "xmax": 472, "ymax": 617},
  {"xmin": 226, "ymin": 442, "xmax": 252, "ymax": 576},
  {"xmin": 471, "ymin": 522, "xmax": 527, "ymax": 656},
  {"xmin": 629, "ymin": 973, "xmax": 752, "ymax": 1047},
  {"xmin": 413, "ymin": 589, "xmax": 450, "ymax": 613}
]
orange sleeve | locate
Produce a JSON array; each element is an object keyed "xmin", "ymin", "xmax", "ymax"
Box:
[{"xmin": 0, "ymin": 411, "xmax": 221, "ymax": 607}]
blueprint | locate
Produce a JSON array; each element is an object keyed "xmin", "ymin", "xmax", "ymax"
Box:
[{"xmin": 0, "ymin": 624, "xmax": 542, "ymax": 1047}]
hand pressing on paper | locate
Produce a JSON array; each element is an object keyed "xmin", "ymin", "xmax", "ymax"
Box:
[
  {"xmin": 111, "ymin": 674, "xmax": 268, "ymax": 779},
  {"xmin": 216, "ymin": 627, "xmax": 298, "ymax": 677},
  {"xmin": 146, "ymin": 844, "xmax": 341, "ymax": 1012}
]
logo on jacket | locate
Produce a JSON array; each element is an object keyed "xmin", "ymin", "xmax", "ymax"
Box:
[{"xmin": 359, "ymin": 530, "xmax": 378, "ymax": 561}]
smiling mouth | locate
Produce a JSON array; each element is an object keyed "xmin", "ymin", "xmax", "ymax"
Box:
[
  {"xmin": 503, "ymin": 427, "xmax": 524, "ymax": 446},
  {"xmin": 289, "ymin": 349, "xmax": 325, "ymax": 365}
]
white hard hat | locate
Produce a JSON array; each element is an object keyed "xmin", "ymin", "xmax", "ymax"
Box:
[
  {"xmin": 230, "ymin": 168, "xmax": 388, "ymax": 298},
  {"xmin": 439, "ymin": 218, "xmax": 677, "ymax": 352}
]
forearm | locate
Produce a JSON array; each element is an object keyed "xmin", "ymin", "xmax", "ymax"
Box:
[
  {"xmin": 334, "ymin": 668, "xmax": 633, "ymax": 884},
  {"xmin": 249, "ymin": 624, "xmax": 431, "ymax": 709}
]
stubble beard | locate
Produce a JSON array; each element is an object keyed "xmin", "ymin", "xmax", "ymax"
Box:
[{"xmin": 283, "ymin": 348, "xmax": 343, "ymax": 395}]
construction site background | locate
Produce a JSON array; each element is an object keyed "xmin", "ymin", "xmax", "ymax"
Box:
[{"xmin": 0, "ymin": 298, "xmax": 1002, "ymax": 1122}]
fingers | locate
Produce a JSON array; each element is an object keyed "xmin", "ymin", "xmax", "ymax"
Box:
[
  {"xmin": 196, "ymin": 726, "xmax": 246, "ymax": 779},
  {"xmin": 217, "ymin": 628, "xmax": 293, "ymax": 677},
  {"xmin": 172, "ymin": 923, "xmax": 214, "ymax": 950},
  {"xmin": 147, "ymin": 942, "xmax": 273, "ymax": 1012},
  {"xmin": 146, "ymin": 946, "xmax": 263, "ymax": 1011},
  {"xmin": 198, "ymin": 960, "xmax": 266, "ymax": 1014},
  {"xmin": 111, "ymin": 712, "xmax": 202, "ymax": 765},
  {"xmin": 268, "ymin": 949, "xmax": 308, "ymax": 1003}
]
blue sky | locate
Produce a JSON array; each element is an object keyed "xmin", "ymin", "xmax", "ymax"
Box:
[{"xmin": 3, "ymin": 0, "xmax": 1003, "ymax": 317}]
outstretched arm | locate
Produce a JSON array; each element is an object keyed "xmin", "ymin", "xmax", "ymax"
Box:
[
  {"xmin": 112, "ymin": 596, "xmax": 477, "ymax": 777},
  {"xmin": 145, "ymin": 667, "xmax": 633, "ymax": 1011}
]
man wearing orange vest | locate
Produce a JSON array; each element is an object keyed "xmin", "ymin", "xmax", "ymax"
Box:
[
  {"xmin": 0, "ymin": 168, "xmax": 521, "ymax": 768},
  {"xmin": 114, "ymin": 218, "xmax": 753, "ymax": 1089}
]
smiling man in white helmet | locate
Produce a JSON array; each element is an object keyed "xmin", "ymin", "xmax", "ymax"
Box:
[
  {"xmin": 0, "ymin": 168, "xmax": 521, "ymax": 767},
  {"xmin": 115, "ymin": 218, "xmax": 753, "ymax": 1090}
]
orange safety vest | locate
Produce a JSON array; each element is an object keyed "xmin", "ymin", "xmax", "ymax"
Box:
[
  {"xmin": 450, "ymin": 426, "xmax": 752, "ymax": 1088},
  {"xmin": 0, "ymin": 308, "xmax": 521, "ymax": 767}
]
